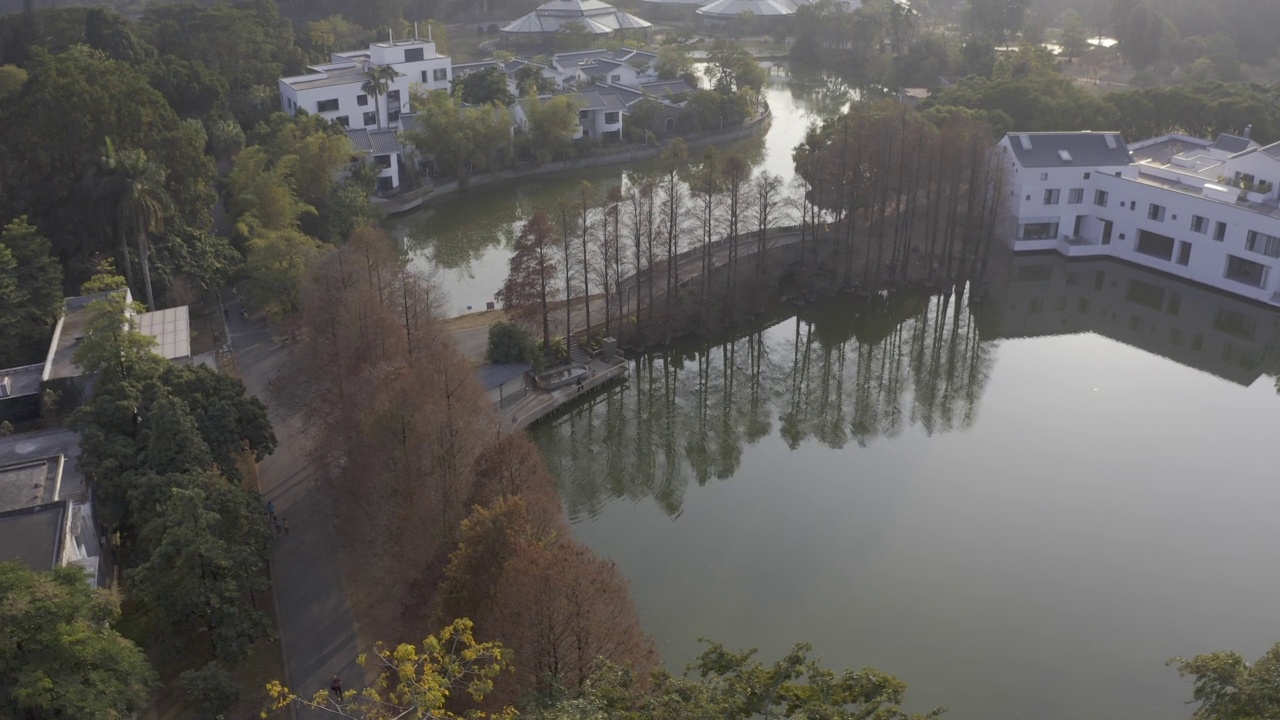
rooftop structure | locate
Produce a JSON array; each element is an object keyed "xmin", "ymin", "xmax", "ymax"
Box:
[
  {"xmin": 0, "ymin": 428, "xmax": 102, "ymax": 585},
  {"xmin": 0, "ymin": 363, "xmax": 44, "ymax": 423},
  {"xmin": 44, "ymin": 290, "xmax": 192, "ymax": 383},
  {"xmin": 501, "ymin": 0, "xmax": 652, "ymax": 47},
  {"xmin": 697, "ymin": 0, "xmax": 798, "ymax": 18},
  {"xmin": 999, "ymin": 129, "xmax": 1280, "ymax": 306}
]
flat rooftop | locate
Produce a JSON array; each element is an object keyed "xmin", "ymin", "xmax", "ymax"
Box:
[
  {"xmin": 137, "ymin": 306, "xmax": 191, "ymax": 361},
  {"xmin": 281, "ymin": 62, "xmax": 369, "ymax": 91},
  {"xmin": 0, "ymin": 428, "xmax": 84, "ymax": 503},
  {"xmin": 0, "ymin": 502, "xmax": 65, "ymax": 571},
  {"xmin": 0, "ymin": 363, "xmax": 43, "ymax": 399}
]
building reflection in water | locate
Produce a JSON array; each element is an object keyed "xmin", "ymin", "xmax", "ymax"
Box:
[{"xmin": 533, "ymin": 253, "xmax": 1280, "ymax": 520}]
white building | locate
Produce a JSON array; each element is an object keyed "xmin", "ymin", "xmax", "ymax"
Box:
[
  {"xmin": 513, "ymin": 88, "xmax": 629, "ymax": 141},
  {"xmin": 999, "ymin": 130, "xmax": 1280, "ymax": 305},
  {"xmin": 278, "ymin": 32, "xmax": 451, "ymax": 133},
  {"xmin": 279, "ymin": 32, "xmax": 449, "ymax": 193},
  {"xmin": 550, "ymin": 48, "xmax": 658, "ymax": 89}
]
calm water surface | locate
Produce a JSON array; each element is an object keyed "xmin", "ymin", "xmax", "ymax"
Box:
[
  {"xmin": 391, "ymin": 64, "xmax": 844, "ymax": 316},
  {"xmin": 532, "ymin": 253, "xmax": 1280, "ymax": 720}
]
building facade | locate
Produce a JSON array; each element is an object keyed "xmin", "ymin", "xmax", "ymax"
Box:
[
  {"xmin": 279, "ymin": 34, "xmax": 448, "ymax": 193},
  {"xmin": 1000, "ymin": 130, "xmax": 1280, "ymax": 305}
]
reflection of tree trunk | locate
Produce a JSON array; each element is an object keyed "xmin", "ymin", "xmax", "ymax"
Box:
[{"xmin": 137, "ymin": 230, "xmax": 155, "ymax": 309}]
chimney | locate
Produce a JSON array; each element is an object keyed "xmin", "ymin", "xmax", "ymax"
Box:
[
  {"xmin": 414, "ymin": 21, "xmax": 419, "ymax": 40},
  {"xmin": 1244, "ymin": 124, "xmax": 1253, "ymax": 139}
]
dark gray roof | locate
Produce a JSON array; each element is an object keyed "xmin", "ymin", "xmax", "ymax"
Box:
[
  {"xmin": 1212, "ymin": 133, "xmax": 1253, "ymax": 154},
  {"xmin": 575, "ymin": 89, "xmax": 629, "ymax": 111},
  {"xmin": 1005, "ymin": 132, "xmax": 1131, "ymax": 168},
  {"xmin": 639, "ymin": 79, "xmax": 695, "ymax": 97},
  {"xmin": 1260, "ymin": 142, "xmax": 1280, "ymax": 160},
  {"xmin": 346, "ymin": 128, "xmax": 402, "ymax": 155},
  {"xmin": 478, "ymin": 363, "xmax": 531, "ymax": 390},
  {"xmin": 0, "ymin": 364, "xmax": 43, "ymax": 400},
  {"xmin": 0, "ymin": 501, "xmax": 65, "ymax": 571}
]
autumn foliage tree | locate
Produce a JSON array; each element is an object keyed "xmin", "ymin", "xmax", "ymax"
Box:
[{"xmin": 500, "ymin": 212, "xmax": 559, "ymax": 349}]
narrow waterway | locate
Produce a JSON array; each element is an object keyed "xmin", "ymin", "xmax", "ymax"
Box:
[
  {"xmin": 390, "ymin": 63, "xmax": 849, "ymax": 316},
  {"xmin": 531, "ymin": 253, "xmax": 1280, "ymax": 720}
]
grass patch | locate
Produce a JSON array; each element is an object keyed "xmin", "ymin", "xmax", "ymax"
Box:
[{"xmin": 442, "ymin": 308, "xmax": 508, "ymax": 332}]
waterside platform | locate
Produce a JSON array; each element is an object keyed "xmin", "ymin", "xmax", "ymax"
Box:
[{"xmin": 502, "ymin": 356, "xmax": 628, "ymax": 431}]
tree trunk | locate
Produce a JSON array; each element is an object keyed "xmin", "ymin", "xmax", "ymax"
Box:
[{"xmin": 137, "ymin": 229, "xmax": 155, "ymax": 309}]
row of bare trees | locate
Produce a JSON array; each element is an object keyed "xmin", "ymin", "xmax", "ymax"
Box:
[
  {"xmin": 273, "ymin": 227, "xmax": 655, "ymax": 707},
  {"xmin": 501, "ymin": 102, "xmax": 1004, "ymax": 353}
]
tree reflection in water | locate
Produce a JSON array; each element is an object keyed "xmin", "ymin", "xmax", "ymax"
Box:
[{"xmin": 532, "ymin": 285, "xmax": 993, "ymax": 521}]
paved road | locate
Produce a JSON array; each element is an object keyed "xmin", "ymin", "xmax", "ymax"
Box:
[{"xmin": 223, "ymin": 296, "xmax": 366, "ymax": 717}]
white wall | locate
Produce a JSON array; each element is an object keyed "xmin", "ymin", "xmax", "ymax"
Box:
[{"xmin": 1002, "ymin": 139, "xmax": 1280, "ymax": 304}]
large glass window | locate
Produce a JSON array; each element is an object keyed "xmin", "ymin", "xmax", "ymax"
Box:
[
  {"xmin": 404, "ymin": 47, "xmax": 425, "ymax": 62},
  {"xmin": 1190, "ymin": 215, "xmax": 1208, "ymax": 233},
  {"xmin": 1068, "ymin": 188, "xmax": 1084, "ymax": 204},
  {"xmin": 1225, "ymin": 255, "xmax": 1269, "ymax": 288},
  {"xmin": 1017, "ymin": 217, "xmax": 1060, "ymax": 240},
  {"xmin": 1147, "ymin": 203, "xmax": 1166, "ymax": 221},
  {"xmin": 1094, "ymin": 189, "xmax": 1109, "ymax": 206},
  {"xmin": 363, "ymin": 111, "xmax": 377, "ymax": 126},
  {"xmin": 1245, "ymin": 230, "xmax": 1280, "ymax": 258},
  {"xmin": 317, "ymin": 98, "xmax": 340, "ymax": 112},
  {"xmin": 433, "ymin": 68, "xmax": 448, "ymax": 81},
  {"xmin": 1135, "ymin": 230, "xmax": 1174, "ymax": 260},
  {"xmin": 1043, "ymin": 189, "xmax": 1060, "ymax": 205}
]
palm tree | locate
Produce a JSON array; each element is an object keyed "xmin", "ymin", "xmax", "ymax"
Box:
[
  {"xmin": 93, "ymin": 139, "xmax": 172, "ymax": 309},
  {"xmin": 360, "ymin": 64, "xmax": 399, "ymax": 129}
]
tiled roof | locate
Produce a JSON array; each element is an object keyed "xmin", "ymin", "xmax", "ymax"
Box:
[
  {"xmin": 346, "ymin": 128, "xmax": 403, "ymax": 155},
  {"xmin": 136, "ymin": 306, "xmax": 191, "ymax": 361},
  {"xmin": 1006, "ymin": 132, "xmax": 1132, "ymax": 168}
]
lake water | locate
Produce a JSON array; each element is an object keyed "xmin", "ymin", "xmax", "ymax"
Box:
[
  {"xmin": 391, "ymin": 63, "xmax": 845, "ymax": 316},
  {"xmin": 531, "ymin": 252, "xmax": 1280, "ymax": 720}
]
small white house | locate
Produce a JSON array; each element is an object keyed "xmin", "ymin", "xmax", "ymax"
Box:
[
  {"xmin": 999, "ymin": 129, "xmax": 1280, "ymax": 305},
  {"xmin": 513, "ymin": 88, "xmax": 629, "ymax": 142},
  {"xmin": 278, "ymin": 31, "xmax": 451, "ymax": 133},
  {"xmin": 549, "ymin": 48, "xmax": 658, "ymax": 89}
]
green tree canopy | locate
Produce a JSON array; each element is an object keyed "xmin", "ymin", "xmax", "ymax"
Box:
[
  {"xmin": 454, "ymin": 66, "xmax": 514, "ymax": 106},
  {"xmin": 0, "ymin": 217, "xmax": 63, "ymax": 366},
  {"xmin": 0, "ymin": 562, "xmax": 156, "ymax": 720},
  {"xmin": 1170, "ymin": 642, "xmax": 1280, "ymax": 720}
]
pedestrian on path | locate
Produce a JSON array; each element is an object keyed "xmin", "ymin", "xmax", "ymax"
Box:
[
  {"xmin": 273, "ymin": 515, "xmax": 282, "ymax": 536},
  {"xmin": 266, "ymin": 500, "xmax": 275, "ymax": 519},
  {"xmin": 282, "ymin": 518, "xmax": 290, "ymax": 536},
  {"xmin": 330, "ymin": 675, "xmax": 343, "ymax": 700}
]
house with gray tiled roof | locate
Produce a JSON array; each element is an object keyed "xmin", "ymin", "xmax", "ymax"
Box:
[{"xmin": 1000, "ymin": 129, "xmax": 1280, "ymax": 305}]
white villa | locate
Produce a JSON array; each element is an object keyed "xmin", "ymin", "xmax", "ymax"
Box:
[
  {"xmin": 1000, "ymin": 130, "xmax": 1280, "ymax": 305},
  {"xmin": 278, "ymin": 32, "xmax": 450, "ymax": 193}
]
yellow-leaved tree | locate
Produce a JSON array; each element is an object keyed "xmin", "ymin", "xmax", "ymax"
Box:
[{"xmin": 264, "ymin": 618, "xmax": 516, "ymax": 720}]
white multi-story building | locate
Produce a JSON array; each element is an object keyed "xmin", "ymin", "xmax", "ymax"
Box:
[
  {"xmin": 1000, "ymin": 130, "xmax": 1280, "ymax": 305},
  {"xmin": 278, "ymin": 33, "xmax": 451, "ymax": 133},
  {"xmin": 279, "ymin": 32, "xmax": 450, "ymax": 192}
]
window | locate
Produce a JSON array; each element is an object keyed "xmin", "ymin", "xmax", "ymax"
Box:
[
  {"xmin": 1245, "ymin": 230, "xmax": 1280, "ymax": 258},
  {"xmin": 579, "ymin": 109, "xmax": 590, "ymax": 120},
  {"xmin": 604, "ymin": 111, "xmax": 619, "ymax": 124},
  {"xmin": 363, "ymin": 111, "xmax": 377, "ymax": 126},
  {"xmin": 1214, "ymin": 221, "xmax": 1227, "ymax": 241},
  {"xmin": 611, "ymin": 74, "xmax": 622, "ymax": 83},
  {"xmin": 1017, "ymin": 217, "xmax": 1060, "ymax": 240},
  {"xmin": 335, "ymin": 115, "xmax": 349, "ymax": 127},
  {"xmin": 1190, "ymin": 215, "xmax": 1208, "ymax": 233},
  {"xmin": 374, "ymin": 154, "xmax": 392, "ymax": 169},
  {"xmin": 1147, "ymin": 204, "xmax": 1165, "ymax": 221},
  {"xmin": 1177, "ymin": 241, "xmax": 1192, "ymax": 266},
  {"xmin": 386, "ymin": 90, "xmax": 401, "ymax": 105},
  {"xmin": 433, "ymin": 67, "xmax": 448, "ymax": 81},
  {"xmin": 1130, "ymin": 201, "xmax": 1136, "ymax": 210},
  {"xmin": 1043, "ymin": 189, "xmax": 1060, "ymax": 205},
  {"xmin": 388, "ymin": 108, "xmax": 401, "ymax": 122},
  {"xmin": 1068, "ymin": 188, "xmax": 1084, "ymax": 204},
  {"xmin": 1135, "ymin": 230, "xmax": 1175, "ymax": 260},
  {"xmin": 421, "ymin": 70, "xmax": 429, "ymax": 83},
  {"xmin": 1040, "ymin": 172, "xmax": 1048, "ymax": 181},
  {"xmin": 317, "ymin": 98, "xmax": 340, "ymax": 112},
  {"xmin": 404, "ymin": 47, "xmax": 424, "ymax": 62},
  {"xmin": 1225, "ymin": 255, "xmax": 1269, "ymax": 288},
  {"xmin": 1084, "ymin": 172, "xmax": 1091, "ymax": 180},
  {"xmin": 1094, "ymin": 190, "xmax": 1109, "ymax": 206},
  {"xmin": 357, "ymin": 94, "xmax": 368, "ymax": 106}
]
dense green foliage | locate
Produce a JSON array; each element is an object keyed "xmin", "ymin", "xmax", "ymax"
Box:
[
  {"xmin": 486, "ymin": 321, "xmax": 539, "ymax": 367},
  {"xmin": 1170, "ymin": 643, "xmax": 1280, "ymax": 720},
  {"xmin": 0, "ymin": 562, "xmax": 156, "ymax": 720},
  {"xmin": 0, "ymin": 217, "xmax": 62, "ymax": 366},
  {"xmin": 405, "ymin": 89, "xmax": 515, "ymax": 178},
  {"xmin": 454, "ymin": 65, "xmax": 514, "ymax": 106}
]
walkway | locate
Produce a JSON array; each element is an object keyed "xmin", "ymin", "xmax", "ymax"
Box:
[
  {"xmin": 502, "ymin": 355, "xmax": 628, "ymax": 431},
  {"xmin": 223, "ymin": 296, "xmax": 366, "ymax": 717}
]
